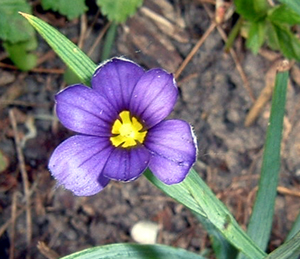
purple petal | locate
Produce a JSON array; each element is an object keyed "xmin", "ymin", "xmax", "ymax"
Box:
[
  {"xmin": 130, "ymin": 68, "xmax": 178, "ymax": 128},
  {"xmin": 145, "ymin": 120, "xmax": 197, "ymax": 184},
  {"xmin": 92, "ymin": 58, "xmax": 145, "ymax": 112},
  {"xmin": 102, "ymin": 146, "xmax": 151, "ymax": 182},
  {"xmin": 55, "ymin": 84, "xmax": 117, "ymax": 136},
  {"xmin": 49, "ymin": 135, "xmax": 113, "ymax": 196}
]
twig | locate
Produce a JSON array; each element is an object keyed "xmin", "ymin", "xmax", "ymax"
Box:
[
  {"xmin": 87, "ymin": 21, "xmax": 111, "ymax": 57},
  {"xmin": 9, "ymin": 192, "xmax": 18, "ymax": 259},
  {"xmin": 244, "ymin": 59, "xmax": 293, "ymax": 126},
  {"xmin": 36, "ymin": 50, "xmax": 56, "ymax": 67},
  {"xmin": 174, "ymin": 22, "xmax": 216, "ymax": 80},
  {"xmin": 8, "ymin": 109, "xmax": 32, "ymax": 251},
  {"xmin": 215, "ymin": 0, "xmax": 226, "ymax": 24},
  {"xmin": 78, "ymin": 13, "xmax": 88, "ymax": 49},
  {"xmin": 37, "ymin": 242, "xmax": 60, "ymax": 259},
  {"xmin": 0, "ymin": 207, "xmax": 25, "ymax": 237},
  {"xmin": 0, "ymin": 62, "xmax": 64, "ymax": 74},
  {"xmin": 85, "ymin": 10, "xmax": 101, "ymax": 40},
  {"xmin": 203, "ymin": 4, "xmax": 255, "ymax": 102},
  {"xmin": 277, "ymin": 186, "xmax": 300, "ymax": 198}
]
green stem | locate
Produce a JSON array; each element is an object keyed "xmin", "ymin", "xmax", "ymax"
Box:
[
  {"xmin": 225, "ymin": 17, "xmax": 244, "ymax": 52},
  {"xmin": 101, "ymin": 22, "xmax": 118, "ymax": 61}
]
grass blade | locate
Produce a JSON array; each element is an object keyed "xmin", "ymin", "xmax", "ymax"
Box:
[
  {"xmin": 283, "ymin": 210, "xmax": 300, "ymax": 259},
  {"xmin": 101, "ymin": 21, "xmax": 118, "ymax": 61},
  {"xmin": 238, "ymin": 66, "xmax": 289, "ymax": 259},
  {"xmin": 61, "ymin": 243, "xmax": 206, "ymax": 259},
  {"xmin": 193, "ymin": 212, "xmax": 238, "ymax": 259},
  {"xmin": 287, "ymin": 211, "xmax": 300, "ymax": 242},
  {"xmin": 145, "ymin": 169, "xmax": 266, "ymax": 259},
  {"xmin": 264, "ymin": 230, "xmax": 300, "ymax": 259},
  {"xmin": 19, "ymin": 12, "xmax": 96, "ymax": 85}
]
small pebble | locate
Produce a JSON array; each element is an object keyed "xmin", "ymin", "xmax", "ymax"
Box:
[{"xmin": 131, "ymin": 220, "xmax": 159, "ymax": 244}]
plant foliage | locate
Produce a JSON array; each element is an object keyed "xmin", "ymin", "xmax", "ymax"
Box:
[
  {"xmin": 234, "ymin": 0, "xmax": 300, "ymax": 60},
  {"xmin": 0, "ymin": 0, "xmax": 37, "ymax": 70},
  {"xmin": 41, "ymin": 0, "xmax": 87, "ymax": 20},
  {"xmin": 96, "ymin": 0, "xmax": 143, "ymax": 23}
]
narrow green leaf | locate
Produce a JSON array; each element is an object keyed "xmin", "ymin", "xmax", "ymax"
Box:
[
  {"xmin": 101, "ymin": 22, "xmax": 118, "ymax": 61},
  {"xmin": 238, "ymin": 69, "xmax": 289, "ymax": 259},
  {"xmin": 267, "ymin": 4, "xmax": 300, "ymax": 25},
  {"xmin": 19, "ymin": 13, "xmax": 96, "ymax": 85},
  {"xmin": 61, "ymin": 243, "xmax": 205, "ymax": 259},
  {"xmin": 41, "ymin": 0, "xmax": 88, "ymax": 20},
  {"xmin": 193, "ymin": 213, "xmax": 238, "ymax": 259},
  {"xmin": 284, "ymin": 211, "xmax": 300, "ymax": 259},
  {"xmin": 96, "ymin": 0, "xmax": 143, "ymax": 23},
  {"xmin": 287, "ymin": 211, "xmax": 300, "ymax": 242},
  {"xmin": 0, "ymin": 0, "xmax": 35, "ymax": 43},
  {"xmin": 265, "ymin": 22, "xmax": 280, "ymax": 51},
  {"xmin": 225, "ymin": 17, "xmax": 244, "ymax": 52},
  {"xmin": 278, "ymin": 0, "xmax": 300, "ymax": 17},
  {"xmin": 145, "ymin": 169, "xmax": 266, "ymax": 259},
  {"xmin": 264, "ymin": 230, "xmax": 300, "ymax": 259},
  {"xmin": 246, "ymin": 21, "xmax": 266, "ymax": 54}
]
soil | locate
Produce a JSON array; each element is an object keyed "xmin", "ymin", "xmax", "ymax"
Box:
[{"xmin": 1, "ymin": 0, "xmax": 300, "ymax": 258}]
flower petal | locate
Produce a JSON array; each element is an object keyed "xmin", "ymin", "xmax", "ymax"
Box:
[
  {"xmin": 49, "ymin": 135, "xmax": 113, "ymax": 196},
  {"xmin": 130, "ymin": 68, "xmax": 178, "ymax": 128},
  {"xmin": 92, "ymin": 58, "xmax": 145, "ymax": 112},
  {"xmin": 55, "ymin": 84, "xmax": 117, "ymax": 136},
  {"xmin": 145, "ymin": 120, "xmax": 197, "ymax": 184},
  {"xmin": 102, "ymin": 146, "xmax": 151, "ymax": 182}
]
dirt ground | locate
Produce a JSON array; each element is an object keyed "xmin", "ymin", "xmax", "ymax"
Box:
[{"xmin": 1, "ymin": 0, "xmax": 300, "ymax": 258}]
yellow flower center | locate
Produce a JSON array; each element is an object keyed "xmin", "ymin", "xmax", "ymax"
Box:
[{"xmin": 110, "ymin": 111, "xmax": 147, "ymax": 148}]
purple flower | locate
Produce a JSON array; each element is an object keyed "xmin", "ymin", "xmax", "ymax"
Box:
[{"xmin": 49, "ymin": 58, "xmax": 197, "ymax": 196}]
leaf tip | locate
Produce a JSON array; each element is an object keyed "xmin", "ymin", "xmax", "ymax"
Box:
[{"xmin": 18, "ymin": 12, "xmax": 30, "ymax": 19}]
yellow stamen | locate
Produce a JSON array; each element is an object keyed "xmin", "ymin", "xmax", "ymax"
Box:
[{"xmin": 110, "ymin": 111, "xmax": 147, "ymax": 148}]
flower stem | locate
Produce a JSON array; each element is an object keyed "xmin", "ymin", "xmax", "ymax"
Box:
[{"xmin": 145, "ymin": 169, "xmax": 266, "ymax": 259}]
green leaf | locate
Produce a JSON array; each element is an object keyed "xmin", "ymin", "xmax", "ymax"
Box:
[
  {"xmin": 41, "ymin": 0, "xmax": 87, "ymax": 20},
  {"xmin": 63, "ymin": 67, "xmax": 82, "ymax": 85},
  {"xmin": 253, "ymin": 0, "xmax": 269, "ymax": 14},
  {"xmin": 278, "ymin": 0, "xmax": 300, "ymax": 17},
  {"xmin": 246, "ymin": 21, "xmax": 266, "ymax": 54},
  {"xmin": 3, "ymin": 37, "xmax": 38, "ymax": 71},
  {"xmin": 193, "ymin": 213, "xmax": 238, "ymax": 259},
  {"xmin": 265, "ymin": 230, "xmax": 300, "ymax": 259},
  {"xmin": 265, "ymin": 22, "xmax": 280, "ymax": 50},
  {"xmin": 234, "ymin": 0, "xmax": 267, "ymax": 21},
  {"xmin": 238, "ymin": 69, "xmax": 289, "ymax": 259},
  {"xmin": 61, "ymin": 243, "xmax": 205, "ymax": 259},
  {"xmin": 0, "ymin": 0, "xmax": 35, "ymax": 43},
  {"xmin": 267, "ymin": 4, "xmax": 300, "ymax": 25},
  {"xmin": 287, "ymin": 211, "xmax": 300, "ymax": 242},
  {"xmin": 96, "ymin": 0, "xmax": 143, "ymax": 23},
  {"xmin": 145, "ymin": 169, "xmax": 266, "ymax": 259},
  {"xmin": 273, "ymin": 23, "xmax": 300, "ymax": 61},
  {"xmin": 20, "ymin": 13, "xmax": 97, "ymax": 85},
  {"xmin": 285, "ymin": 211, "xmax": 300, "ymax": 259}
]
